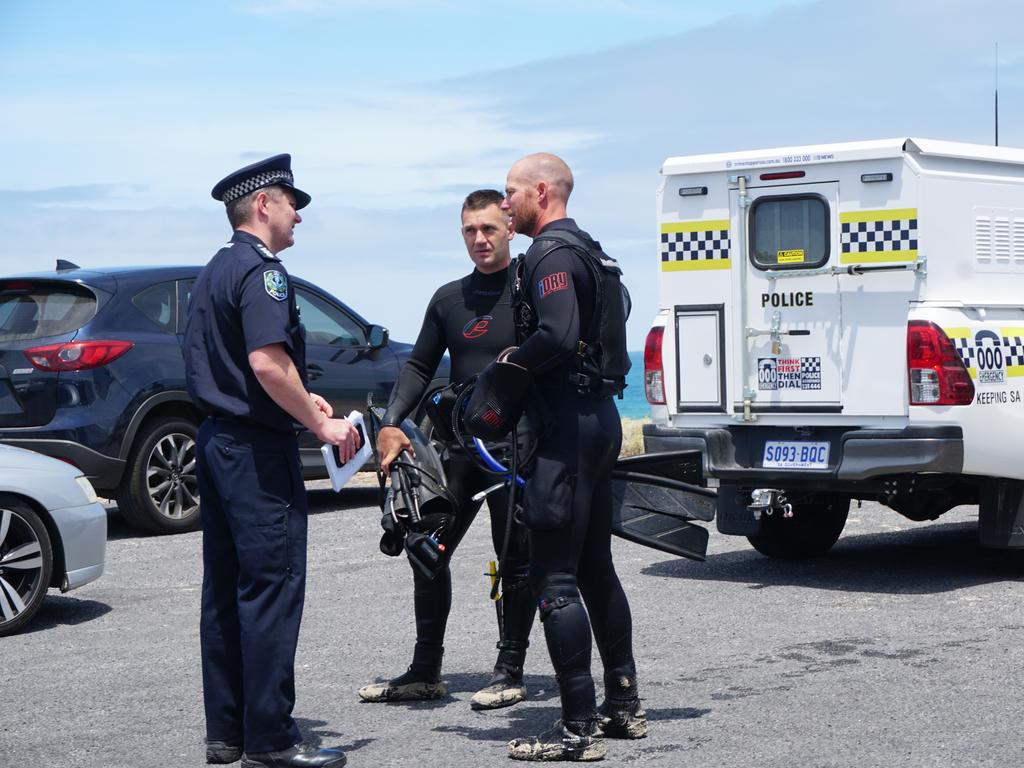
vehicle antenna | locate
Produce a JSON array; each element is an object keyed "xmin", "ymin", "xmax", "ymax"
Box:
[{"xmin": 995, "ymin": 42, "xmax": 999, "ymax": 147}]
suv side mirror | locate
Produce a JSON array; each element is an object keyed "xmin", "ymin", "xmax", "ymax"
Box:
[{"xmin": 367, "ymin": 324, "xmax": 389, "ymax": 349}]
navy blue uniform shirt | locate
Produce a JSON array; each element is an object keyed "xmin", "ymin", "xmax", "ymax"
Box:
[{"xmin": 184, "ymin": 230, "xmax": 307, "ymax": 432}]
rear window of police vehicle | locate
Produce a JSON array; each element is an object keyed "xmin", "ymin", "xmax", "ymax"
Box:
[
  {"xmin": 750, "ymin": 195, "xmax": 830, "ymax": 269},
  {"xmin": 0, "ymin": 282, "xmax": 97, "ymax": 342}
]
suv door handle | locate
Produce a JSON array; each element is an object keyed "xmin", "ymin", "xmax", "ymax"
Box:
[{"xmin": 307, "ymin": 363, "xmax": 324, "ymax": 380}]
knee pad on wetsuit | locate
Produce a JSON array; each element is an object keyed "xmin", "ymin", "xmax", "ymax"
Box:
[
  {"xmin": 536, "ymin": 576, "xmax": 582, "ymax": 623},
  {"xmin": 522, "ymin": 454, "xmax": 576, "ymax": 531}
]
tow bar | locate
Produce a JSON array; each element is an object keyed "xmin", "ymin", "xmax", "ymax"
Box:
[{"xmin": 749, "ymin": 488, "xmax": 794, "ymax": 520}]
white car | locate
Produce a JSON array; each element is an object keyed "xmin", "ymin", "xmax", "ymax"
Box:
[{"xmin": 0, "ymin": 444, "xmax": 106, "ymax": 636}]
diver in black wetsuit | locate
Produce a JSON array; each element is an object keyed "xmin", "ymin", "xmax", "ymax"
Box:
[
  {"xmin": 497, "ymin": 154, "xmax": 645, "ymax": 762},
  {"xmin": 357, "ymin": 189, "xmax": 537, "ymax": 710}
]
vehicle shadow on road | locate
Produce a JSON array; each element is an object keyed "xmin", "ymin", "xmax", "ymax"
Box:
[
  {"xmin": 104, "ymin": 508, "xmax": 147, "ymax": 541},
  {"xmin": 308, "ymin": 487, "xmax": 380, "ymax": 515},
  {"xmin": 19, "ymin": 595, "xmax": 112, "ymax": 634},
  {"xmin": 643, "ymin": 520, "xmax": 1024, "ymax": 594}
]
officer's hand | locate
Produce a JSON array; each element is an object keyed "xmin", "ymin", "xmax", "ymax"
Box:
[
  {"xmin": 317, "ymin": 418, "xmax": 361, "ymax": 462},
  {"xmin": 377, "ymin": 426, "xmax": 413, "ymax": 476},
  {"xmin": 310, "ymin": 392, "xmax": 333, "ymax": 417}
]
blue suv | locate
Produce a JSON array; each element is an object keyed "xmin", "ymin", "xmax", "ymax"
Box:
[{"xmin": 0, "ymin": 264, "xmax": 445, "ymax": 534}]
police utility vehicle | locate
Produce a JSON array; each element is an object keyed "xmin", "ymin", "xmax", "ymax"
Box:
[{"xmin": 642, "ymin": 138, "xmax": 1024, "ymax": 558}]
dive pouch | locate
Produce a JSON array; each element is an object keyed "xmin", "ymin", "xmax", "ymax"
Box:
[
  {"xmin": 404, "ymin": 530, "xmax": 446, "ymax": 579},
  {"xmin": 521, "ymin": 453, "xmax": 576, "ymax": 531}
]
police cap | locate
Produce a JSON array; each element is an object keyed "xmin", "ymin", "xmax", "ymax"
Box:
[{"xmin": 211, "ymin": 153, "xmax": 312, "ymax": 210}]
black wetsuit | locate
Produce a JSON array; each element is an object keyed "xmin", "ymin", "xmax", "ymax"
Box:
[
  {"xmin": 507, "ymin": 218, "xmax": 636, "ymax": 724},
  {"xmin": 383, "ymin": 266, "xmax": 535, "ymax": 678}
]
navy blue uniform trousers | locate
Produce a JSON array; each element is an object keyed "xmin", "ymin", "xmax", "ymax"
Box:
[{"xmin": 197, "ymin": 418, "xmax": 307, "ymax": 754}]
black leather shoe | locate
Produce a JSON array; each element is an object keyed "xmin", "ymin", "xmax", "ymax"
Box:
[
  {"xmin": 207, "ymin": 740, "xmax": 242, "ymax": 764},
  {"xmin": 241, "ymin": 743, "xmax": 347, "ymax": 768}
]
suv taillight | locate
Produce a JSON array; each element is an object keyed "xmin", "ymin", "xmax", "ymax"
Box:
[
  {"xmin": 906, "ymin": 321, "xmax": 974, "ymax": 405},
  {"xmin": 24, "ymin": 340, "xmax": 134, "ymax": 372},
  {"xmin": 644, "ymin": 326, "xmax": 666, "ymax": 405}
]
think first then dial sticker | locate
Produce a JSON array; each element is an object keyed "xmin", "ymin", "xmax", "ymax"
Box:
[{"xmin": 758, "ymin": 357, "xmax": 822, "ymax": 390}]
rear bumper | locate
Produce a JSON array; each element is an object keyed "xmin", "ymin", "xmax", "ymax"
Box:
[
  {"xmin": 643, "ymin": 424, "xmax": 964, "ymax": 485},
  {"xmin": 0, "ymin": 439, "xmax": 124, "ymax": 493}
]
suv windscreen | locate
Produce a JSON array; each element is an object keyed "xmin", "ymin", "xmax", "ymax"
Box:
[
  {"xmin": 0, "ymin": 282, "xmax": 96, "ymax": 342},
  {"xmin": 750, "ymin": 194, "xmax": 830, "ymax": 269}
]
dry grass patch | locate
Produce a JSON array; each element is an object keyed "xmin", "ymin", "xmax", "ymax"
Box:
[{"xmin": 619, "ymin": 417, "xmax": 648, "ymax": 457}]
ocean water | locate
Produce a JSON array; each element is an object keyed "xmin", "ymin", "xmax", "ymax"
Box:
[{"xmin": 617, "ymin": 350, "xmax": 650, "ymax": 421}]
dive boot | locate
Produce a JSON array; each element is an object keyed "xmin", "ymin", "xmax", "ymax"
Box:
[
  {"xmin": 507, "ymin": 719, "xmax": 605, "ymax": 762},
  {"xmin": 597, "ymin": 676, "xmax": 647, "ymax": 739},
  {"xmin": 357, "ymin": 666, "xmax": 446, "ymax": 702},
  {"xmin": 470, "ymin": 666, "xmax": 527, "ymax": 710}
]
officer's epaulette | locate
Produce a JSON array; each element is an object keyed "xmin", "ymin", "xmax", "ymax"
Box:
[{"xmin": 254, "ymin": 243, "xmax": 280, "ymax": 262}]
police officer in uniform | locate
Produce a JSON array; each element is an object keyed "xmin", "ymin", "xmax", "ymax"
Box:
[
  {"xmin": 184, "ymin": 154, "xmax": 359, "ymax": 768},
  {"xmin": 468, "ymin": 154, "xmax": 645, "ymax": 761},
  {"xmin": 357, "ymin": 190, "xmax": 536, "ymax": 709}
]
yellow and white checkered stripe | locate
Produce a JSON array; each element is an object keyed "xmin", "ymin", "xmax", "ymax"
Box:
[
  {"xmin": 946, "ymin": 327, "xmax": 1024, "ymax": 379},
  {"xmin": 660, "ymin": 220, "xmax": 731, "ymax": 272},
  {"xmin": 839, "ymin": 208, "xmax": 918, "ymax": 264}
]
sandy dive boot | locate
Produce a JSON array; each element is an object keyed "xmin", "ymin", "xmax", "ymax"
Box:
[
  {"xmin": 507, "ymin": 719, "xmax": 605, "ymax": 762},
  {"xmin": 357, "ymin": 665, "xmax": 446, "ymax": 702},
  {"xmin": 597, "ymin": 676, "xmax": 647, "ymax": 739},
  {"xmin": 470, "ymin": 665, "xmax": 526, "ymax": 710}
]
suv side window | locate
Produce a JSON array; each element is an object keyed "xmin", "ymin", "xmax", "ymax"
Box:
[
  {"xmin": 749, "ymin": 194, "xmax": 830, "ymax": 269},
  {"xmin": 132, "ymin": 282, "xmax": 176, "ymax": 333},
  {"xmin": 295, "ymin": 287, "xmax": 366, "ymax": 347}
]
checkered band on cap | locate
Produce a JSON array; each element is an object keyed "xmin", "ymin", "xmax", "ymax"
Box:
[{"xmin": 221, "ymin": 170, "xmax": 294, "ymax": 204}]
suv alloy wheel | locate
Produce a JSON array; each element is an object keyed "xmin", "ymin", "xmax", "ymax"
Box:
[{"xmin": 116, "ymin": 417, "xmax": 200, "ymax": 534}]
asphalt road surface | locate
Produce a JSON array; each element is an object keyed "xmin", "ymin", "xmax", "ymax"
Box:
[{"xmin": 2, "ymin": 483, "xmax": 1022, "ymax": 768}]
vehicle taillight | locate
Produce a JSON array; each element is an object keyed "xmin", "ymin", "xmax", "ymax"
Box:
[
  {"xmin": 644, "ymin": 326, "xmax": 666, "ymax": 405},
  {"xmin": 906, "ymin": 321, "xmax": 974, "ymax": 405},
  {"xmin": 24, "ymin": 340, "xmax": 134, "ymax": 372}
]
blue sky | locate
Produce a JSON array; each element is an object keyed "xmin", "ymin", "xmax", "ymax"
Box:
[{"xmin": 2, "ymin": 0, "xmax": 1023, "ymax": 347}]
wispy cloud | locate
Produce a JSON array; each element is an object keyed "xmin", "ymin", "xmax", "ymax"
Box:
[
  {"xmin": 244, "ymin": 0, "xmax": 429, "ymax": 12},
  {"xmin": 243, "ymin": 0, "xmax": 689, "ymax": 14},
  {"xmin": 0, "ymin": 185, "xmax": 127, "ymax": 205},
  {"xmin": 3, "ymin": 85, "xmax": 602, "ymax": 211}
]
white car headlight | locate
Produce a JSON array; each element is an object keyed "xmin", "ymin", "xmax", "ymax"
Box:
[{"xmin": 75, "ymin": 475, "xmax": 99, "ymax": 504}]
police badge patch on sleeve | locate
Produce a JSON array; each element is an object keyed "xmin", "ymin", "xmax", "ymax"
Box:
[{"xmin": 263, "ymin": 270, "xmax": 288, "ymax": 301}]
